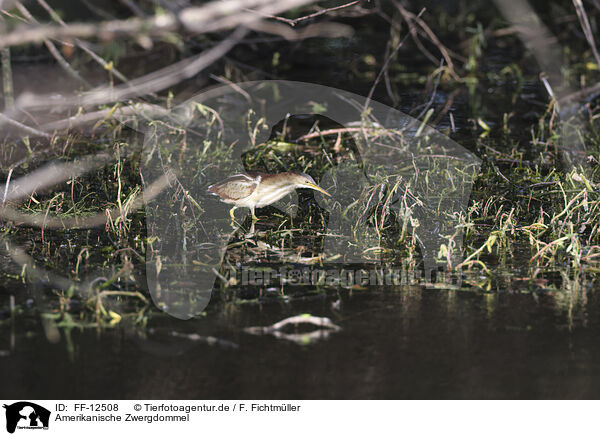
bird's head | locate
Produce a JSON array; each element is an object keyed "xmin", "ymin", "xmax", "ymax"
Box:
[{"xmin": 292, "ymin": 173, "xmax": 331, "ymax": 197}]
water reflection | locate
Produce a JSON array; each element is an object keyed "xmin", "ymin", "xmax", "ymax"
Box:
[{"xmin": 2, "ymin": 275, "xmax": 599, "ymax": 398}]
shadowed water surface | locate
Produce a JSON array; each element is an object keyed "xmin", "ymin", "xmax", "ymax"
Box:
[{"xmin": 2, "ymin": 284, "xmax": 600, "ymax": 399}]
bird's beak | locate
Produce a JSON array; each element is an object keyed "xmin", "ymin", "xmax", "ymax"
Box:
[{"xmin": 306, "ymin": 182, "xmax": 331, "ymax": 197}]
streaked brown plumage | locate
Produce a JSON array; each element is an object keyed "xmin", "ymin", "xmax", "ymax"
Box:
[{"xmin": 208, "ymin": 172, "xmax": 330, "ymax": 222}]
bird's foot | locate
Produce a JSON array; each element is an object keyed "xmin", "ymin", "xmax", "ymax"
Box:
[{"xmin": 229, "ymin": 207, "xmax": 238, "ymax": 227}]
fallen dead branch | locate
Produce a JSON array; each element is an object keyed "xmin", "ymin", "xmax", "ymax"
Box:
[
  {"xmin": 14, "ymin": 2, "xmax": 90, "ymax": 87},
  {"xmin": 244, "ymin": 314, "xmax": 341, "ymax": 344},
  {"xmin": 250, "ymin": 0, "xmax": 362, "ymax": 26},
  {"xmin": 15, "ymin": 27, "xmax": 249, "ymax": 110},
  {"xmin": 0, "ymin": 0, "xmax": 315, "ymax": 49},
  {"xmin": 34, "ymin": 0, "xmax": 129, "ymax": 85},
  {"xmin": 0, "ymin": 171, "xmax": 172, "ymax": 229},
  {"xmin": 573, "ymin": 0, "xmax": 600, "ymax": 69},
  {"xmin": 245, "ymin": 20, "xmax": 352, "ymax": 40},
  {"xmin": 0, "ymin": 112, "xmax": 52, "ymax": 138},
  {"xmin": 2, "ymin": 153, "xmax": 112, "ymax": 202},
  {"xmin": 38, "ymin": 102, "xmax": 171, "ymax": 132},
  {"xmin": 244, "ymin": 314, "xmax": 341, "ymax": 333}
]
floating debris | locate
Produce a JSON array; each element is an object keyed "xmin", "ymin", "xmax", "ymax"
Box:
[
  {"xmin": 167, "ymin": 330, "xmax": 239, "ymax": 349},
  {"xmin": 244, "ymin": 314, "xmax": 341, "ymax": 344}
]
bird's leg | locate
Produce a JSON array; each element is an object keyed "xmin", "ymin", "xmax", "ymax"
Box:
[
  {"xmin": 251, "ymin": 207, "xmax": 258, "ymax": 222},
  {"xmin": 229, "ymin": 206, "xmax": 237, "ymax": 224}
]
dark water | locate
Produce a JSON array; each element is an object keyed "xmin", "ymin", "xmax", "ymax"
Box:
[{"xmin": 3, "ymin": 285, "xmax": 600, "ymax": 399}]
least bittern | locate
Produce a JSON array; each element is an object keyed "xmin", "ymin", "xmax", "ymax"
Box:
[{"xmin": 208, "ymin": 172, "xmax": 330, "ymax": 223}]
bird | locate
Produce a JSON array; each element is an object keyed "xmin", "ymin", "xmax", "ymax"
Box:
[{"xmin": 207, "ymin": 172, "xmax": 331, "ymax": 223}]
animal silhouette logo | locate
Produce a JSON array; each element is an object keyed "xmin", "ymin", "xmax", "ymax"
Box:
[{"xmin": 3, "ymin": 402, "xmax": 50, "ymax": 433}]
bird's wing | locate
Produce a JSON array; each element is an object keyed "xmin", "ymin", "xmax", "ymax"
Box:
[{"xmin": 207, "ymin": 174, "xmax": 260, "ymax": 200}]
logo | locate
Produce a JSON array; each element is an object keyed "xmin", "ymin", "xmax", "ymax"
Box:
[{"xmin": 3, "ymin": 402, "xmax": 50, "ymax": 433}]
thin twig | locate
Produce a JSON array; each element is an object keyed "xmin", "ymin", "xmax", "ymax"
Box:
[
  {"xmin": 363, "ymin": 20, "xmax": 414, "ymax": 112},
  {"xmin": 3, "ymin": 153, "xmax": 112, "ymax": 202},
  {"xmin": 411, "ymin": 59, "xmax": 444, "ymax": 122},
  {"xmin": 15, "ymin": 2, "xmax": 91, "ymax": 87},
  {"xmin": 560, "ymin": 82, "xmax": 600, "ymax": 104},
  {"xmin": 38, "ymin": 102, "xmax": 171, "ymax": 132},
  {"xmin": 0, "ymin": 172, "xmax": 172, "ymax": 229},
  {"xmin": 393, "ymin": 1, "xmax": 460, "ymax": 80},
  {"xmin": 244, "ymin": 314, "xmax": 341, "ymax": 333},
  {"xmin": 248, "ymin": 0, "xmax": 361, "ymax": 26},
  {"xmin": 0, "ymin": 14, "xmax": 13, "ymax": 108},
  {"xmin": 298, "ymin": 126, "xmax": 385, "ymax": 141},
  {"xmin": 16, "ymin": 27, "xmax": 250, "ymax": 110},
  {"xmin": 432, "ymin": 88, "xmax": 460, "ymax": 125},
  {"xmin": 0, "ymin": 0, "xmax": 313, "ymax": 49},
  {"xmin": 2, "ymin": 167, "xmax": 13, "ymax": 206},
  {"xmin": 0, "ymin": 112, "xmax": 52, "ymax": 138},
  {"xmin": 35, "ymin": 0, "xmax": 130, "ymax": 84},
  {"xmin": 245, "ymin": 20, "xmax": 352, "ymax": 40},
  {"xmin": 1, "ymin": 47, "xmax": 13, "ymax": 108},
  {"xmin": 573, "ymin": 0, "xmax": 600, "ymax": 68}
]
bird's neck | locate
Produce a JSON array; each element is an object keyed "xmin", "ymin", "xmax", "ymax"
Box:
[{"xmin": 255, "ymin": 183, "xmax": 298, "ymax": 207}]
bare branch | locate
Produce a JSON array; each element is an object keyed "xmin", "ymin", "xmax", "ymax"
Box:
[
  {"xmin": 2, "ymin": 153, "xmax": 112, "ymax": 202},
  {"xmin": 0, "ymin": 0, "xmax": 315, "ymax": 49},
  {"xmin": 1, "ymin": 48, "xmax": 13, "ymax": 107},
  {"xmin": 0, "ymin": 112, "xmax": 52, "ymax": 137},
  {"xmin": 244, "ymin": 314, "xmax": 341, "ymax": 343},
  {"xmin": 248, "ymin": 0, "xmax": 362, "ymax": 26},
  {"xmin": 573, "ymin": 0, "xmax": 600, "ymax": 69},
  {"xmin": 38, "ymin": 103, "xmax": 171, "ymax": 132},
  {"xmin": 245, "ymin": 20, "xmax": 353, "ymax": 40},
  {"xmin": 17, "ymin": 27, "xmax": 250, "ymax": 110},
  {"xmin": 14, "ymin": 2, "xmax": 91, "ymax": 87},
  {"xmin": 1, "ymin": 172, "xmax": 172, "ymax": 229},
  {"xmin": 35, "ymin": 0, "xmax": 129, "ymax": 84},
  {"xmin": 244, "ymin": 314, "xmax": 340, "ymax": 333},
  {"xmin": 394, "ymin": 1, "xmax": 461, "ymax": 79}
]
